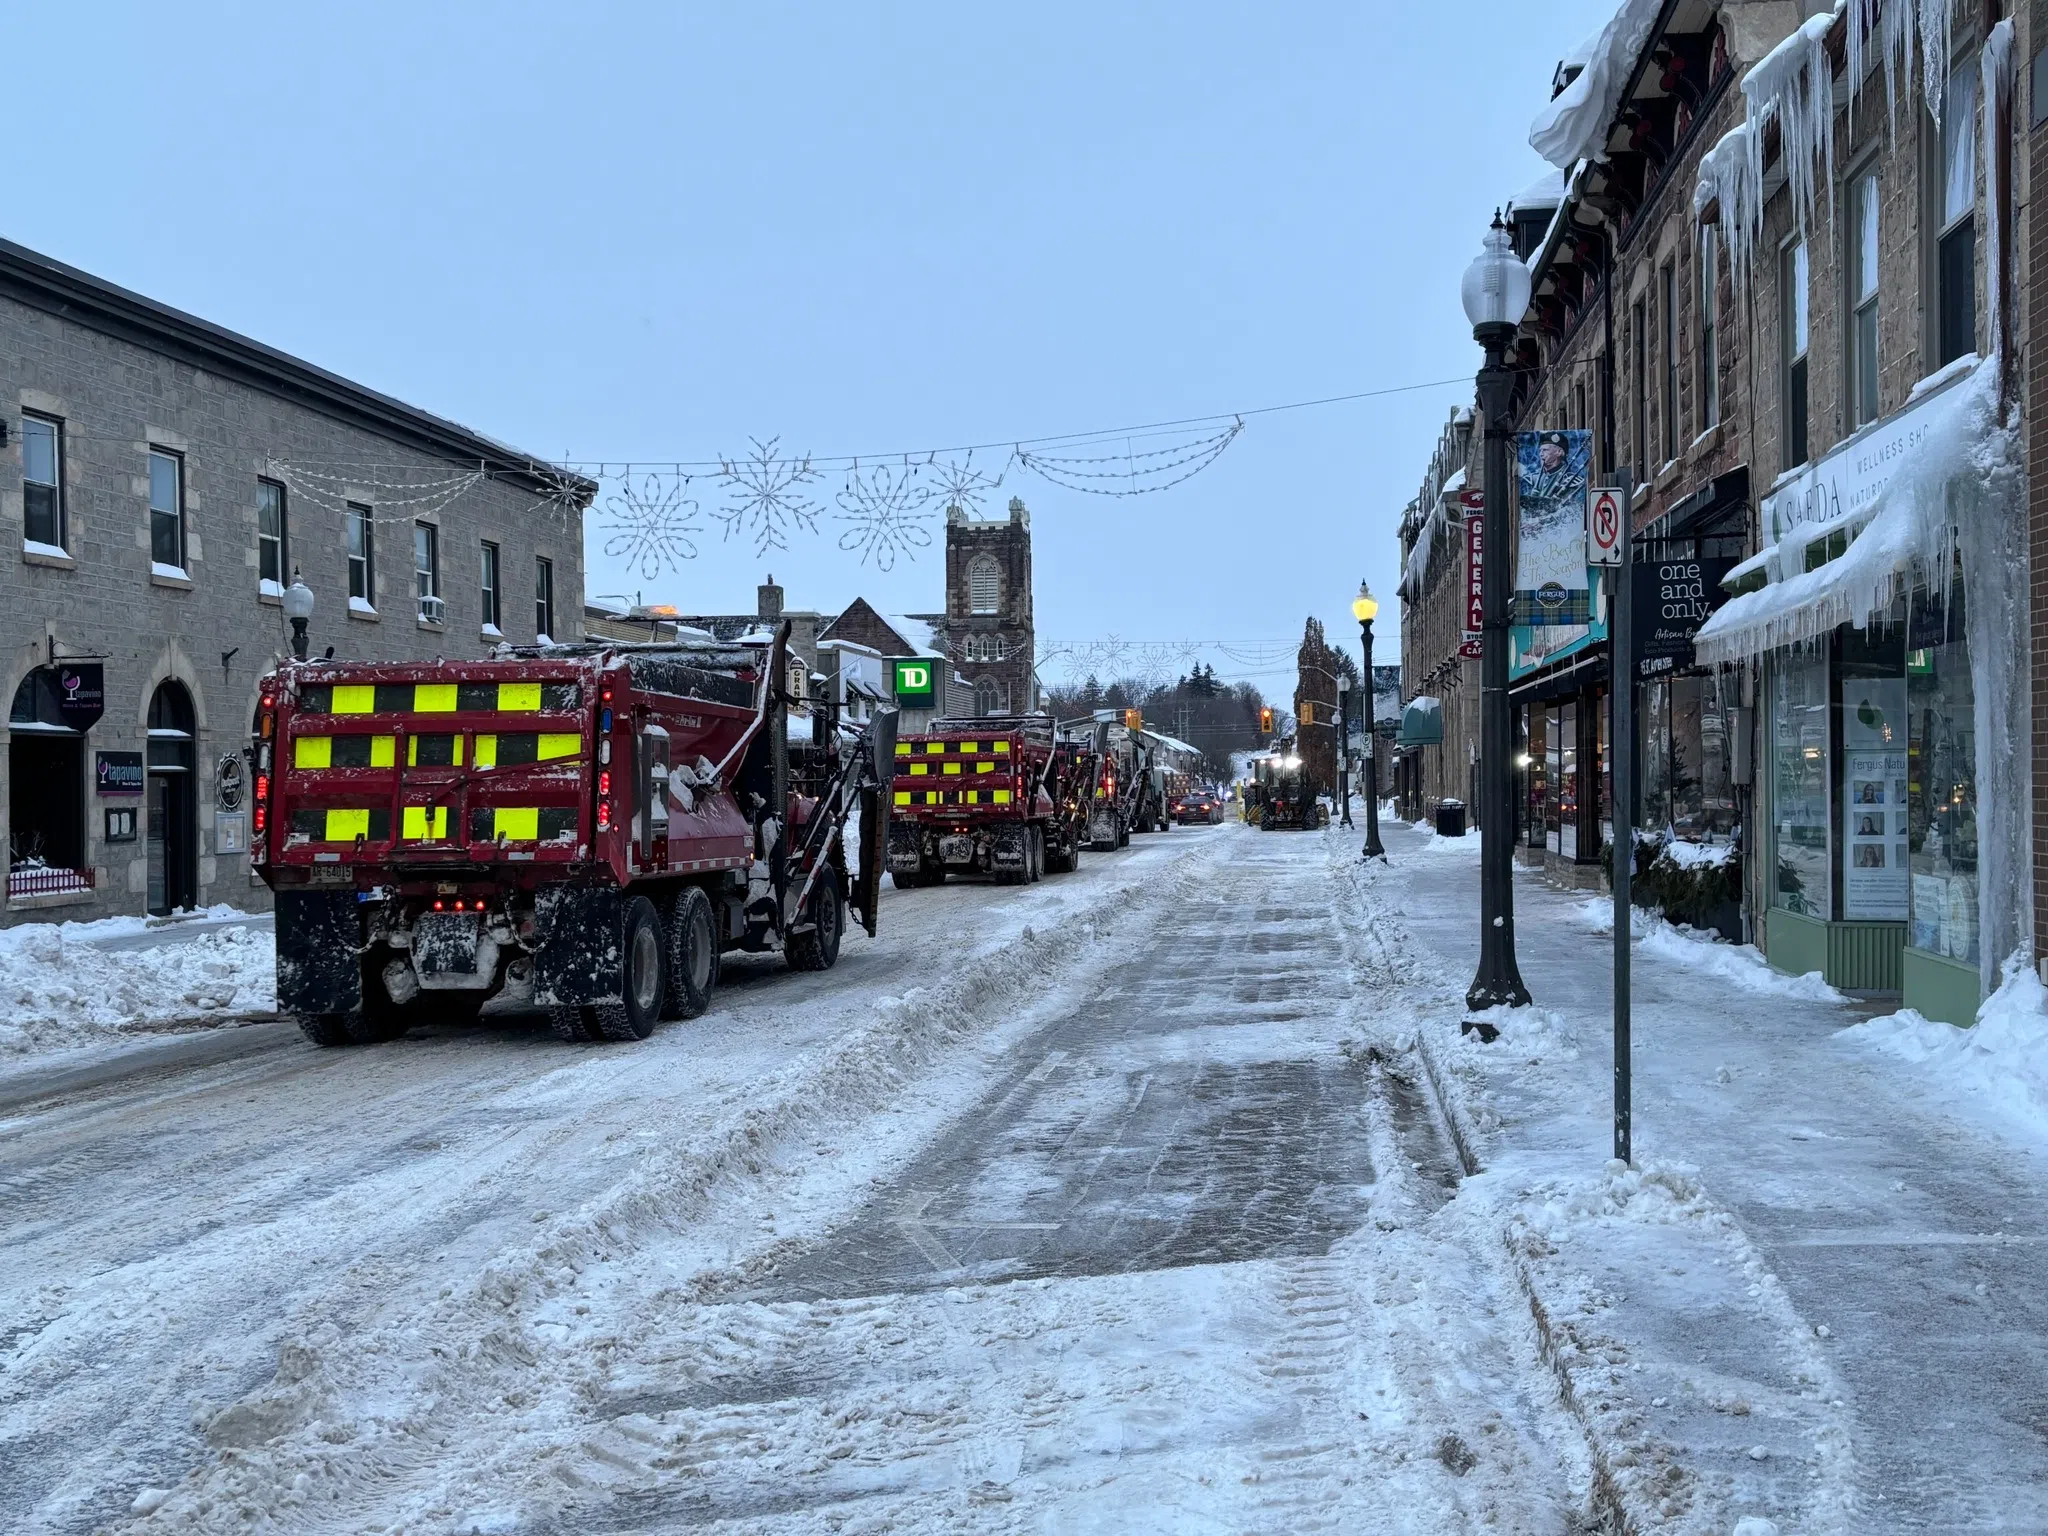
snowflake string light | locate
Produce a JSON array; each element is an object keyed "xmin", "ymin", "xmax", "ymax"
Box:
[
  {"xmin": 835, "ymin": 461, "xmax": 936, "ymax": 571},
  {"xmin": 601, "ymin": 473, "xmax": 701, "ymax": 579},
  {"xmin": 715, "ymin": 437, "xmax": 823, "ymax": 556},
  {"xmin": 926, "ymin": 451, "xmax": 1005, "ymax": 516}
]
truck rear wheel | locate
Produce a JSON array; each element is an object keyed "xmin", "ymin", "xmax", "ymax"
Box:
[
  {"xmin": 664, "ymin": 886, "xmax": 718, "ymax": 1019},
  {"xmin": 1028, "ymin": 827, "xmax": 1043, "ymax": 882},
  {"xmin": 786, "ymin": 878, "xmax": 843, "ymax": 971},
  {"xmin": 592, "ymin": 895, "xmax": 667, "ymax": 1041}
]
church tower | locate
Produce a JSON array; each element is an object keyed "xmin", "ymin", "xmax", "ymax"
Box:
[{"xmin": 938, "ymin": 497, "xmax": 1036, "ymax": 716}]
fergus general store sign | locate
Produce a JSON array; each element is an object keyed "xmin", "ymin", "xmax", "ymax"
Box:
[{"xmin": 1763, "ymin": 361, "xmax": 1975, "ymax": 544}]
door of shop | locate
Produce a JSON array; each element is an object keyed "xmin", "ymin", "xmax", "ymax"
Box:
[{"xmin": 146, "ymin": 681, "xmax": 198, "ymax": 915}]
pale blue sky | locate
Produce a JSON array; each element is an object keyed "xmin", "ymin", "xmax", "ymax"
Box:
[{"xmin": 14, "ymin": 1, "xmax": 1615, "ymax": 690}]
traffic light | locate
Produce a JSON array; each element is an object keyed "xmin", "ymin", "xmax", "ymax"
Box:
[
  {"xmin": 1123, "ymin": 708, "xmax": 1143, "ymax": 730},
  {"xmin": 1300, "ymin": 703, "xmax": 1313, "ymax": 726},
  {"xmin": 1259, "ymin": 706, "xmax": 1274, "ymax": 733}
]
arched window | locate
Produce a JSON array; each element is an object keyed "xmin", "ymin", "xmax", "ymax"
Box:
[
  {"xmin": 974, "ymin": 677, "xmax": 1002, "ymax": 717},
  {"xmin": 968, "ymin": 556, "xmax": 1000, "ymax": 614}
]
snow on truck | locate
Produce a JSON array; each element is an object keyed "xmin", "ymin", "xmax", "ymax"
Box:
[
  {"xmin": 253, "ymin": 625, "xmax": 896, "ymax": 1046},
  {"xmin": 886, "ymin": 714, "xmax": 1095, "ymax": 885}
]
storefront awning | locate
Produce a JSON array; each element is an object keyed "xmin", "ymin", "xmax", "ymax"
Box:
[
  {"xmin": 1396, "ymin": 695, "xmax": 1443, "ymax": 746},
  {"xmin": 1695, "ymin": 357, "xmax": 1992, "ymax": 665}
]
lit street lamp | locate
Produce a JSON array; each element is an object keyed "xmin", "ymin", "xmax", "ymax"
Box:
[
  {"xmin": 1351, "ymin": 581, "xmax": 1385, "ymax": 859},
  {"xmin": 283, "ymin": 570, "xmax": 315, "ymax": 661},
  {"xmin": 1458, "ymin": 213, "xmax": 1532, "ymax": 1011}
]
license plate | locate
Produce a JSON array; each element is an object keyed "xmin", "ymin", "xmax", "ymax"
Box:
[{"xmin": 939, "ymin": 836, "xmax": 972, "ymax": 863}]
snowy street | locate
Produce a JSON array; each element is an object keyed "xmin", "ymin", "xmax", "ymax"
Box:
[{"xmin": 6, "ymin": 817, "xmax": 2048, "ymax": 1533}]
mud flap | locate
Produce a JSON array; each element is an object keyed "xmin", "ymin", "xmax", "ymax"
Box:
[
  {"xmin": 276, "ymin": 890, "xmax": 364, "ymax": 1015},
  {"xmin": 532, "ymin": 885, "xmax": 624, "ymax": 1007}
]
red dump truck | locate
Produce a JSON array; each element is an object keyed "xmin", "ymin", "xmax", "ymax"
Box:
[
  {"xmin": 253, "ymin": 625, "xmax": 894, "ymax": 1046},
  {"xmin": 886, "ymin": 714, "xmax": 1095, "ymax": 885}
]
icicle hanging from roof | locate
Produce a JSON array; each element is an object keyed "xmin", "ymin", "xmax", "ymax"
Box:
[{"xmin": 1699, "ymin": 0, "xmax": 1971, "ymax": 299}]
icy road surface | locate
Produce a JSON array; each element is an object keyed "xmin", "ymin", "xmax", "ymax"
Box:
[{"xmin": 0, "ymin": 824, "xmax": 1595, "ymax": 1533}]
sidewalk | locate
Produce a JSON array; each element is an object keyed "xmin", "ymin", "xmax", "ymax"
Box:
[{"xmin": 1353, "ymin": 821, "xmax": 2048, "ymax": 1535}]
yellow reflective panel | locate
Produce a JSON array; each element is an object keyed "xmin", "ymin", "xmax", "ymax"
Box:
[
  {"xmin": 493, "ymin": 807, "xmax": 539, "ymax": 840},
  {"xmin": 294, "ymin": 736, "xmax": 331, "ymax": 769},
  {"xmin": 414, "ymin": 683, "xmax": 458, "ymax": 713},
  {"xmin": 963, "ymin": 791, "xmax": 979, "ymax": 805},
  {"xmin": 893, "ymin": 791, "xmax": 911, "ymax": 806},
  {"xmin": 325, "ymin": 808, "xmax": 370, "ymax": 841},
  {"xmin": 943, "ymin": 761, "xmax": 962, "ymax": 775},
  {"xmin": 976, "ymin": 761, "xmax": 995, "ymax": 774},
  {"xmin": 909, "ymin": 762, "xmax": 928, "ymax": 776},
  {"xmin": 331, "ymin": 685, "xmax": 376, "ymax": 714},
  {"xmin": 538, "ymin": 733, "xmax": 580, "ymax": 761},
  {"xmin": 960, "ymin": 742, "xmax": 978, "ymax": 754},
  {"xmin": 401, "ymin": 805, "xmax": 449, "ymax": 840},
  {"xmin": 894, "ymin": 742, "xmax": 911, "ymax": 756},
  {"xmin": 926, "ymin": 742, "xmax": 944, "ymax": 754},
  {"xmin": 994, "ymin": 741, "xmax": 1011, "ymax": 753},
  {"xmin": 474, "ymin": 734, "xmax": 497, "ymax": 768},
  {"xmin": 498, "ymin": 682, "xmax": 543, "ymax": 712},
  {"xmin": 993, "ymin": 789, "xmax": 1012, "ymax": 805},
  {"xmin": 369, "ymin": 736, "xmax": 396, "ymax": 768}
]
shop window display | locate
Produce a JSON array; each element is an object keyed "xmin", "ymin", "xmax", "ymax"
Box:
[
  {"xmin": 1908, "ymin": 600, "xmax": 1977, "ymax": 967},
  {"xmin": 1771, "ymin": 649, "xmax": 1831, "ymax": 919},
  {"xmin": 1839, "ymin": 624, "xmax": 1908, "ymax": 921}
]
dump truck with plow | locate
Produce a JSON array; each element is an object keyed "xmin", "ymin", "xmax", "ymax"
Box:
[
  {"xmin": 887, "ymin": 714, "xmax": 1094, "ymax": 885},
  {"xmin": 252, "ymin": 625, "xmax": 895, "ymax": 1046}
]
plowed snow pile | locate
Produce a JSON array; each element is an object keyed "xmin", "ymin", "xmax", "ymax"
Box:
[{"xmin": 0, "ymin": 917, "xmax": 273, "ymax": 1056}]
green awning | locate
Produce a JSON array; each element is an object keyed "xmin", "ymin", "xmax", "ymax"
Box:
[{"xmin": 1397, "ymin": 696, "xmax": 1443, "ymax": 746}]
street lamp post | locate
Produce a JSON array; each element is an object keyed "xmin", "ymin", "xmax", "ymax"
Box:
[
  {"xmin": 1351, "ymin": 582, "xmax": 1385, "ymax": 859},
  {"xmin": 1336, "ymin": 676, "xmax": 1354, "ymax": 826},
  {"xmin": 282, "ymin": 570, "xmax": 316, "ymax": 661},
  {"xmin": 1459, "ymin": 214, "xmax": 1532, "ymax": 1012}
]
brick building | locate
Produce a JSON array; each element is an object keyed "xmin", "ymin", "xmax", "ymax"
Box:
[
  {"xmin": 916, "ymin": 497, "xmax": 1038, "ymax": 717},
  {"xmin": 1393, "ymin": 406, "xmax": 1480, "ymax": 823},
  {"xmin": 1, "ymin": 237, "xmax": 589, "ymax": 924},
  {"xmin": 1401, "ymin": 0, "xmax": 2033, "ymax": 1021}
]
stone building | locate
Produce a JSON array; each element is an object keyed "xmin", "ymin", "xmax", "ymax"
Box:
[
  {"xmin": 1, "ymin": 236, "xmax": 589, "ymax": 924},
  {"xmin": 919, "ymin": 498, "xmax": 1038, "ymax": 716},
  {"xmin": 1415, "ymin": 0, "xmax": 2034, "ymax": 1021},
  {"xmin": 1393, "ymin": 406, "xmax": 1481, "ymax": 823}
]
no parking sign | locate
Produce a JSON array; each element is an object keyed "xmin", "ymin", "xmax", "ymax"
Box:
[{"xmin": 1586, "ymin": 487, "xmax": 1624, "ymax": 567}]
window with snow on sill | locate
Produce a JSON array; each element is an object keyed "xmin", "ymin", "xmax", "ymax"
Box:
[
  {"xmin": 151, "ymin": 561, "xmax": 189, "ymax": 581},
  {"xmin": 348, "ymin": 596, "xmax": 377, "ymax": 615},
  {"xmin": 259, "ymin": 577, "xmax": 283, "ymax": 598},
  {"xmin": 24, "ymin": 539, "xmax": 69, "ymax": 560}
]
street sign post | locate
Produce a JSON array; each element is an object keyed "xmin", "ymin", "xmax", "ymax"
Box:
[
  {"xmin": 1599, "ymin": 477, "xmax": 1635, "ymax": 1165},
  {"xmin": 1587, "ymin": 486, "xmax": 1624, "ymax": 568}
]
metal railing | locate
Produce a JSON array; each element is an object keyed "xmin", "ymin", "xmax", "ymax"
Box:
[{"xmin": 7, "ymin": 865, "xmax": 97, "ymax": 899}]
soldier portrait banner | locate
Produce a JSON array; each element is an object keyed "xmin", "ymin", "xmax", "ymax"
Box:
[{"xmin": 1512, "ymin": 428, "xmax": 1593, "ymax": 627}]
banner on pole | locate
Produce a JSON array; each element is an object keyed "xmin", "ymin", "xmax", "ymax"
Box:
[{"xmin": 1512, "ymin": 429, "xmax": 1593, "ymax": 626}]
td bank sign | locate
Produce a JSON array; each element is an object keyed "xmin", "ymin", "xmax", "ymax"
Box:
[{"xmin": 890, "ymin": 658, "xmax": 935, "ymax": 705}]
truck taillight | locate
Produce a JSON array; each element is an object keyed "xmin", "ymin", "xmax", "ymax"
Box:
[
  {"xmin": 597, "ymin": 800, "xmax": 612, "ymax": 832},
  {"xmin": 255, "ymin": 773, "xmax": 270, "ymax": 804},
  {"xmin": 598, "ymin": 770, "xmax": 611, "ymax": 797}
]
